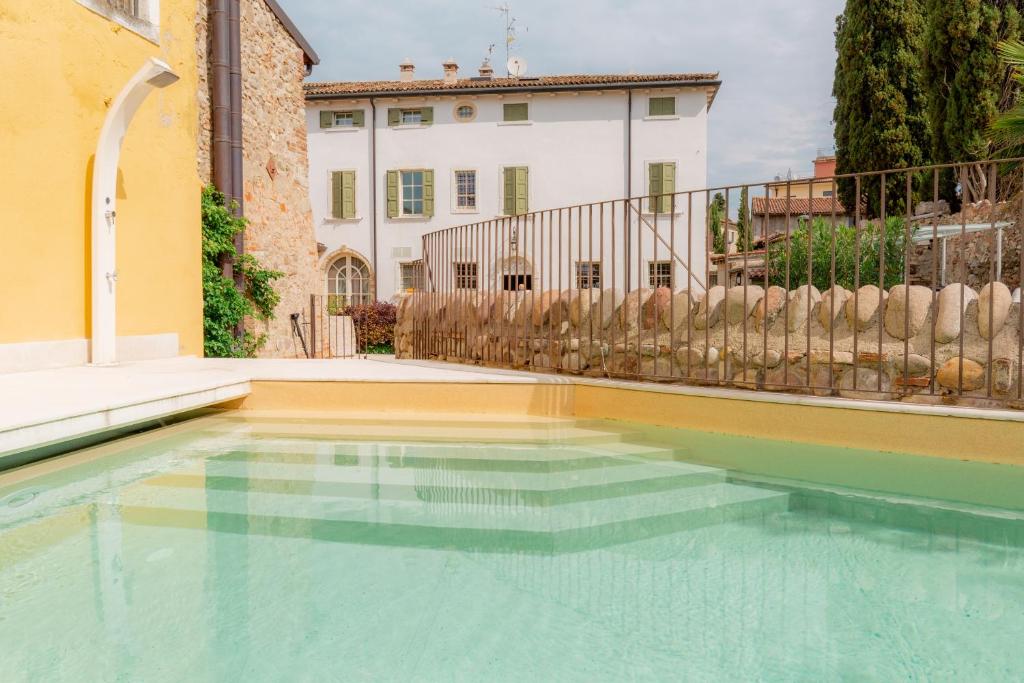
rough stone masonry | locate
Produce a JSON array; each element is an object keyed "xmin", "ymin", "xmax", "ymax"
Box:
[
  {"xmin": 396, "ymin": 281, "xmax": 1024, "ymax": 407},
  {"xmin": 195, "ymin": 0, "xmax": 320, "ymax": 357}
]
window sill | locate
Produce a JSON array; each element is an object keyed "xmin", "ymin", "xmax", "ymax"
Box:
[
  {"xmin": 76, "ymin": 0, "xmax": 160, "ymax": 44},
  {"xmin": 324, "ymin": 217, "xmax": 363, "ymax": 223},
  {"xmin": 498, "ymin": 120, "xmax": 533, "ymax": 127},
  {"xmin": 390, "ymin": 124, "xmax": 430, "ymax": 130},
  {"xmin": 452, "ymin": 208, "xmax": 480, "ymax": 215},
  {"xmin": 390, "ymin": 215, "xmax": 432, "ymax": 222},
  {"xmin": 324, "ymin": 127, "xmax": 362, "ymax": 133},
  {"xmin": 643, "ymin": 115, "xmax": 680, "ymax": 121},
  {"xmin": 640, "ymin": 211, "xmax": 685, "ymax": 217}
]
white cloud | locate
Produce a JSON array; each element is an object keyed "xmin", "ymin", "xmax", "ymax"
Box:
[{"xmin": 279, "ymin": 0, "xmax": 845, "ymax": 187}]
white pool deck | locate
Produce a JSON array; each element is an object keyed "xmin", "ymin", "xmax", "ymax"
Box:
[
  {"xmin": 2, "ymin": 354, "xmax": 1022, "ymax": 465},
  {"xmin": 0, "ymin": 356, "xmax": 562, "ymax": 461}
]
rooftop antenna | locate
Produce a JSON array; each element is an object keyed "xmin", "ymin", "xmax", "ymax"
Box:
[{"xmin": 493, "ymin": 4, "xmax": 527, "ymax": 76}]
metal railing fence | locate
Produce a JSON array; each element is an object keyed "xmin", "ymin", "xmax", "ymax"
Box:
[{"xmin": 404, "ymin": 159, "xmax": 1024, "ymax": 407}]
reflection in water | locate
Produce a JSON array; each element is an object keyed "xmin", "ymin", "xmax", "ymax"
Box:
[{"xmin": 0, "ymin": 426, "xmax": 1023, "ymax": 680}]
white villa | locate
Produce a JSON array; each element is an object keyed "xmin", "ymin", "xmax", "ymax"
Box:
[{"xmin": 304, "ymin": 60, "xmax": 720, "ymax": 303}]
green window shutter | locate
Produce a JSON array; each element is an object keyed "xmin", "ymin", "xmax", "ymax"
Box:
[
  {"xmin": 386, "ymin": 170, "xmax": 399, "ymax": 218},
  {"xmin": 423, "ymin": 169, "xmax": 435, "ymax": 217},
  {"xmin": 515, "ymin": 167, "xmax": 528, "ymax": 214},
  {"xmin": 660, "ymin": 163, "xmax": 676, "ymax": 213},
  {"xmin": 503, "ymin": 168, "xmax": 515, "ymax": 215},
  {"xmin": 331, "ymin": 171, "xmax": 344, "ymax": 218},
  {"xmin": 320, "ymin": 111, "xmax": 334, "ymax": 128},
  {"xmin": 503, "ymin": 103, "xmax": 528, "ymax": 122},
  {"xmin": 420, "ymin": 107, "xmax": 434, "ymax": 126},
  {"xmin": 387, "ymin": 108, "xmax": 401, "ymax": 126},
  {"xmin": 341, "ymin": 171, "xmax": 356, "ymax": 219},
  {"xmin": 649, "ymin": 96, "xmax": 675, "ymax": 116},
  {"xmin": 352, "ymin": 110, "xmax": 365, "ymax": 127},
  {"xmin": 648, "ymin": 163, "xmax": 662, "ymax": 212}
]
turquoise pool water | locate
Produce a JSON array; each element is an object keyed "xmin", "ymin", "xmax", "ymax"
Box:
[{"xmin": 1, "ymin": 415, "xmax": 1023, "ymax": 681}]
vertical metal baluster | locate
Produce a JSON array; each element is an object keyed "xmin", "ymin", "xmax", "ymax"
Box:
[
  {"xmin": 806, "ymin": 178, "xmax": 813, "ymax": 390},
  {"xmin": 829, "ymin": 176, "xmax": 837, "ymax": 392},
  {"xmin": 599, "ymin": 202, "xmax": 606, "ymax": 376},
  {"xmin": 704, "ymin": 190, "xmax": 711, "ymax": 380},
  {"xmin": 762, "ymin": 184, "xmax": 770, "ymax": 388},
  {"xmin": 636, "ymin": 196, "xmax": 642, "ymax": 380},
  {"xmin": 903, "ymin": 173, "xmax": 912, "ymax": 394},
  {"xmin": 878, "ymin": 172, "xmax": 886, "ymax": 394},
  {"xmin": 671, "ymin": 193, "xmax": 677, "ymax": 382},
  {"xmin": 741, "ymin": 186, "xmax": 749, "ymax": 387},
  {"xmin": 1018, "ymin": 163, "xmax": 1024, "ymax": 402},
  {"xmin": 987, "ymin": 162, "xmax": 997, "ymax": 398},
  {"xmin": 689, "ymin": 191, "xmax": 695, "ymax": 381},
  {"xmin": 930, "ymin": 170, "xmax": 939, "ymax": 395},
  {"xmin": 588, "ymin": 203, "xmax": 595, "ymax": 374},
  {"xmin": 653, "ymin": 191, "xmax": 660, "ymax": 379},
  {"xmin": 853, "ymin": 175, "xmax": 862, "ymax": 390},
  {"xmin": 958, "ymin": 166, "xmax": 968, "ymax": 396},
  {"xmin": 784, "ymin": 180, "xmax": 791, "ymax": 386},
  {"xmin": 722, "ymin": 188, "xmax": 730, "ymax": 386}
]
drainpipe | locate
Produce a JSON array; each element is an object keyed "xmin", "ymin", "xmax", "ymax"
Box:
[
  {"xmin": 370, "ymin": 98, "xmax": 378, "ymax": 298},
  {"xmin": 228, "ymin": 0, "xmax": 244, "ymax": 222},
  {"xmin": 211, "ymin": 0, "xmax": 232, "ymax": 277},
  {"xmin": 625, "ymin": 89, "xmax": 632, "ymax": 292},
  {"xmin": 90, "ymin": 58, "xmax": 179, "ymax": 365}
]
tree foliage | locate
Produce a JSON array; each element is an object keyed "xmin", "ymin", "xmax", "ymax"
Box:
[
  {"xmin": 766, "ymin": 217, "xmax": 915, "ymax": 291},
  {"xmin": 708, "ymin": 192, "xmax": 726, "ymax": 254},
  {"xmin": 992, "ymin": 38, "xmax": 1024, "ymax": 149},
  {"xmin": 201, "ymin": 185, "xmax": 283, "ymax": 357},
  {"xmin": 924, "ymin": 0, "xmax": 1022, "ymax": 206},
  {"xmin": 736, "ymin": 186, "xmax": 753, "ymax": 252},
  {"xmin": 833, "ymin": 0, "xmax": 930, "ymax": 217}
]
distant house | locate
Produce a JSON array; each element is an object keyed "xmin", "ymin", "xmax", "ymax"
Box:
[{"xmin": 752, "ymin": 153, "xmax": 850, "ymax": 237}]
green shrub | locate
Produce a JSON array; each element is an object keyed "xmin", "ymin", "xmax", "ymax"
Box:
[
  {"xmin": 766, "ymin": 217, "xmax": 915, "ymax": 291},
  {"xmin": 201, "ymin": 185, "xmax": 283, "ymax": 357}
]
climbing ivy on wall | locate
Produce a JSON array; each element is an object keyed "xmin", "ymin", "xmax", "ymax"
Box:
[{"xmin": 201, "ymin": 185, "xmax": 282, "ymax": 357}]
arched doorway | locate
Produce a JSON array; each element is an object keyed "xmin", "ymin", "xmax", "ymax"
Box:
[{"xmin": 326, "ymin": 253, "xmax": 373, "ymax": 308}]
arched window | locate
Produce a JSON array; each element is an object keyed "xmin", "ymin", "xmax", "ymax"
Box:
[{"xmin": 326, "ymin": 255, "xmax": 372, "ymax": 309}]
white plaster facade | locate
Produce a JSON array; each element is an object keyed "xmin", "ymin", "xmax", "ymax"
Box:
[{"xmin": 306, "ymin": 74, "xmax": 718, "ymax": 301}]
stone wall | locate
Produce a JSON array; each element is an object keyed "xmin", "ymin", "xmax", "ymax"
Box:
[
  {"xmin": 195, "ymin": 0, "xmax": 319, "ymax": 357},
  {"xmin": 396, "ymin": 281, "xmax": 1024, "ymax": 406}
]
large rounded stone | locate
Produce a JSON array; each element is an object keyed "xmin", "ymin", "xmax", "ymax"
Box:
[
  {"xmin": 567, "ymin": 289, "xmax": 596, "ymax": 326},
  {"xmin": 663, "ymin": 290, "xmax": 694, "ymax": 331},
  {"xmin": 977, "ymin": 282, "xmax": 1012, "ymax": 340},
  {"xmin": 693, "ymin": 286, "xmax": 726, "ymax": 330},
  {"xmin": 589, "ymin": 288, "xmax": 624, "ymax": 330},
  {"xmin": 763, "ymin": 364, "xmax": 809, "ymax": 392},
  {"xmin": 838, "ymin": 367, "xmax": 893, "ymax": 400},
  {"xmin": 845, "ymin": 285, "xmax": 887, "ymax": 331},
  {"xmin": 617, "ymin": 288, "xmax": 653, "ymax": 329},
  {"xmin": 787, "ymin": 285, "xmax": 821, "ymax": 332},
  {"xmin": 934, "ymin": 284, "xmax": 978, "ymax": 344},
  {"xmin": 725, "ymin": 285, "xmax": 765, "ymax": 324},
  {"xmin": 818, "ymin": 286, "xmax": 852, "ymax": 330},
  {"xmin": 530, "ymin": 290, "xmax": 564, "ymax": 327},
  {"xmin": 936, "ymin": 357, "xmax": 985, "ymax": 392},
  {"xmin": 642, "ymin": 287, "xmax": 673, "ymax": 329},
  {"xmin": 675, "ymin": 346, "xmax": 704, "ymax": 370},
  {"xmin": 753, "ymin": 286, "xmax": 787, "ymax": 332},
  {"xmin": 883, "ymin": 284, "xmax": 933, "ymax": 340}
]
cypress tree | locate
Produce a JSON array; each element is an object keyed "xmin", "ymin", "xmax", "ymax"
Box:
[
  {"xmin": 833, "ymin": 0, "xmax": 930, "ymax": 218},
  {"xmin": 923, "ymin": 0, "xmax": 1021, "ymax": 208}
]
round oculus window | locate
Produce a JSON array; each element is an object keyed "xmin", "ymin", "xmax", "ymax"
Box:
[{"xmin": 454, "ymin": 103, "xmax": 476, "ymax": 122}]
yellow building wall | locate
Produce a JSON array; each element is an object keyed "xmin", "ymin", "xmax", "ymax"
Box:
[{"xmin": 0, "ymin": 0, "xmax": 203, "ymax": 355}]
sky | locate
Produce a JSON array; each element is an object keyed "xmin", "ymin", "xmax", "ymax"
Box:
[{"xmin": 277, "ymin": 0, "xmax": 846, "ymax": 188}]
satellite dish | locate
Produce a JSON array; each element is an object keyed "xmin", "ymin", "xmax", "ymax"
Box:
[{"xmin": 507, "ymin": 56, "xmax": 527, "ymax": 77}]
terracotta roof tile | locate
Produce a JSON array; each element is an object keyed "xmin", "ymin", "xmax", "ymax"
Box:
[
  {"xmin": 751, "ymin": 197, "xmax": 847, "ymax": 216},
  {"xmin": 304, "ymin": 73, "xmax": 721, "ymax": 98}
]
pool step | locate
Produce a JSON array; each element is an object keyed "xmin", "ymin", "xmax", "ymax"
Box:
[
  {"xmin": 145, "ymin": 457, "xmax": 726, "ymax": 507},
  {"xmin": 200, "ymin": 419, "xmax": 641, "ymax": 446},
  {"xmin": 116, "ymin": 475, "xmax": 786, "ymax": 557}
]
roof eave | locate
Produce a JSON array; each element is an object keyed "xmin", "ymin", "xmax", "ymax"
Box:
[
  {"xmin": 304, "ymin": 78, "xmax": 723, "ymax": 101},
  {"xmin": 263, "ymin": 0, "xmax": 320, "ymax": 67}
]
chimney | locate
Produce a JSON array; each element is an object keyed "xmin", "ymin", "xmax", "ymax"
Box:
[
  {"xmin": 478, "ymin": 59, "xmax": 494, "ymax": 79},
  {"xmin": 399, "ymin": 58, "xmax": 415, "ymax": 82},
  {"xmin": 442, "ymin": 59, "xmax": 459, "ymax": 84}
]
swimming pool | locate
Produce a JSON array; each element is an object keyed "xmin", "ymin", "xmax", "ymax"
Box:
[{"xmin": 1, "ymin": 414, "xmax": 1022, "ymax": 681}]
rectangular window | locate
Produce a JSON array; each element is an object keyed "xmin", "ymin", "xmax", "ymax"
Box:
[
  {"xmin": 320, "ymin": 110, "xmax": 364, "ymax": 128},
  {"xmin": 388, "ymin": 107, "xmax": 433, "ymax": 126},
  {"xmin": 454, "ymin": 170, "xmax": 477, "ymax": 210},
  {"xmin": 648, "ymin": 261, "xmax": 672, "ymax": 289},
  {"xmin": 649, "ymin": 96, "xmax": 676, "ymax": 117},
  {"xmin": 400, "ymin": 262, "xmax": 422, "ymax": 291},
  {"xmin": 822, "ymin": 190, "xmax": 834, "ymax": 197},
  {"xmin": 575, "ymin": 262, "xmax": 602, "ymax": 289},
  {"xmin": 454, "ymin": 262, "xmax": 479, "ymax": 290},
  {"xmin": 401, "ymin": 170, "xmax": 424, "ymax": 216},
  {"xmin": 502, "ymin": 166, "xmax": 529, "ymax": 215},
  {"xmin": 331, "ymin": 170, "xmax": 356, "ymax": 219},
  {"xmin": 503, "ymin": 103, "xmax": 529, "ymax": 122},
  {"xmin": 401, "ymin": 109, "xmax": 423, "ymax": 125},
  {"xmin": 334, "ymin": 112, "xmax": 354, "ymax": 127},
  {"xmin": 647, "ymin": 162, "xmax": 676, "ymax": 213}
]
